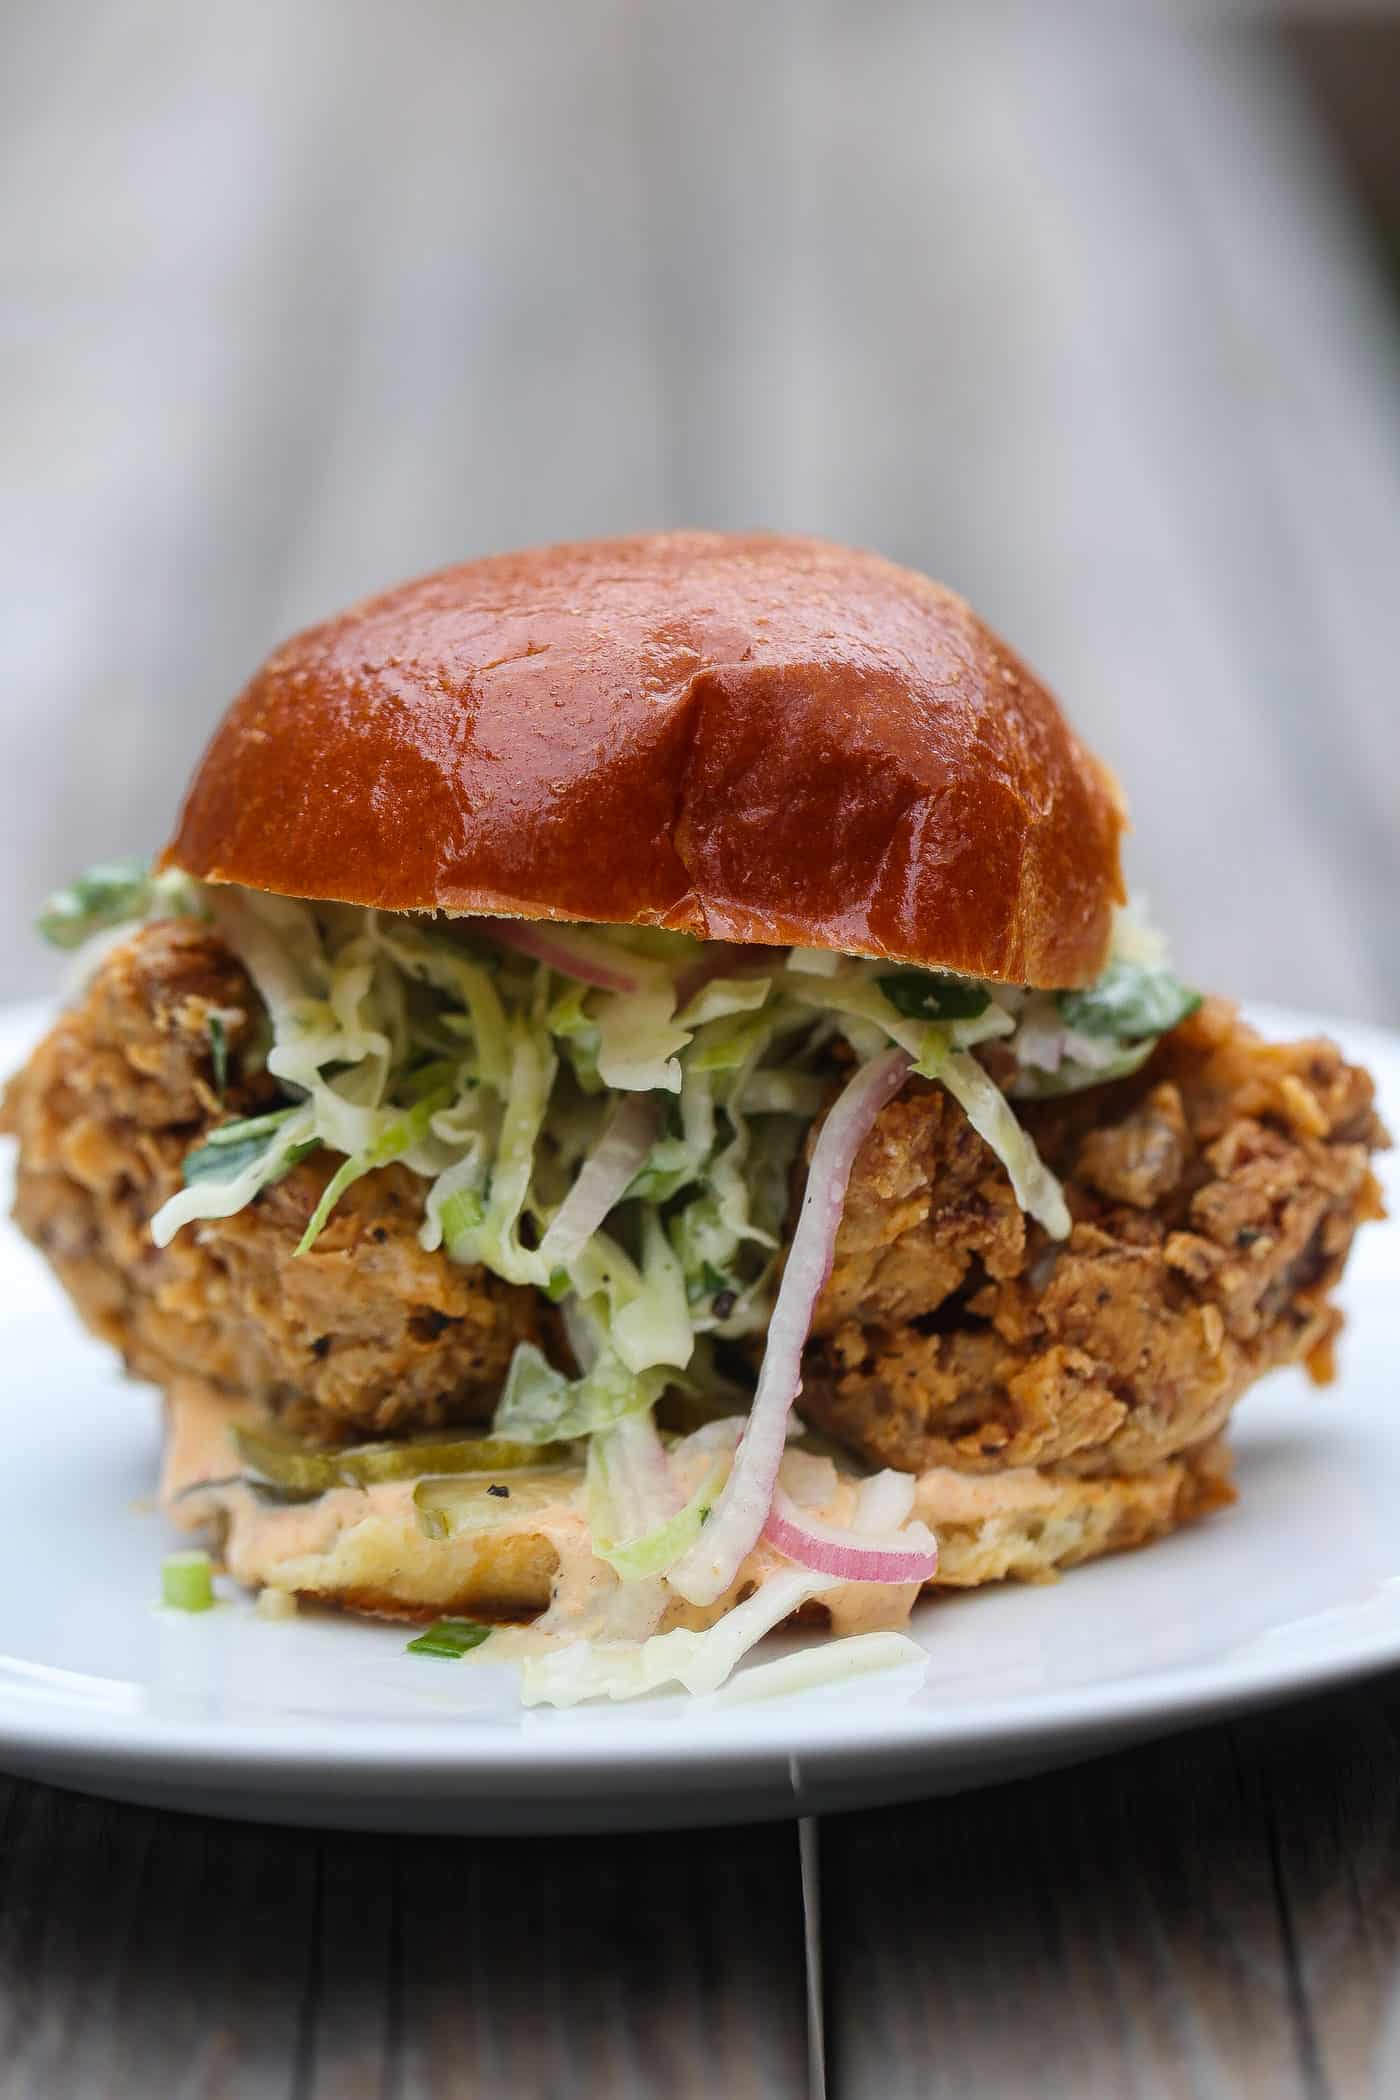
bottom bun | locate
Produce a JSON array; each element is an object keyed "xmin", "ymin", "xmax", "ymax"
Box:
[
  {"xmin": 162, "ymin": 1378, "xmax": 1234, "ymax": 1628},
  {"xmin": 914, "ymin": 1441, "xmax": 1234, "ymax": 1588}
]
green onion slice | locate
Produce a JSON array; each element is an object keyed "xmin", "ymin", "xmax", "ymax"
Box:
[
  {"xmin": 405, "ymin": 1618, "xmax": 492, "ymax": 1659},
  {"xmin": 161, "ymin": 1550, "xmax": 215, "ymax": 1612}
]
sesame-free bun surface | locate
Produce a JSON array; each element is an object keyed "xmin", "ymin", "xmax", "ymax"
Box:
[{"xmin": 163, "ymin": 532, "xmax": 1126, "ymax": 986}]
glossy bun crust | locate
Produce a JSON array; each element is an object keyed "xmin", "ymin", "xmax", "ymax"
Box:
[{"xmin": 163, "ymin": 532, "xmax": 1126, "ymax": 986}]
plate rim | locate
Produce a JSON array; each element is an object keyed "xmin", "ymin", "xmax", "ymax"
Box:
[
  {"xmin": 0, "ymin": 1591, "xmax": 1398, "ymax": 1790},
  {"xmin": 0, "ymin": 995, "xmax": 1395, "ymax": 1801}
]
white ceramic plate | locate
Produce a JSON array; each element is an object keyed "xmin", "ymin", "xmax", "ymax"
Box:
[{"xmin": 0, "ymin": 1000, "xmax": 1395, "ymax": 1833}]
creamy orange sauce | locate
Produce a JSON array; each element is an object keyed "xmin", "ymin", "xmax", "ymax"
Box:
[
  {"xmin": 162, "ymin": 1382, "xmax": 593, "ymax": 1619},
  {"xmin": 912, "ymin": 1464, "xmax": 1065, "ymax": 1523},
  {"xmin": 160, "ymin": 1385, "xmax": 926, "ymax": 1643}
]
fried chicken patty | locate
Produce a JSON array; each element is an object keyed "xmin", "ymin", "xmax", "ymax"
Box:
[
  {"xmin": 1, "ymin": 921, "xmax": 545, "ymax": 1436},
  {"xmin": 801, "ymin": 1000, "xmax": 1387, "ymax": 1476},
  {"xmin": 2, "ymin": 923, "xmax": 1387, "ymax": 1505}
]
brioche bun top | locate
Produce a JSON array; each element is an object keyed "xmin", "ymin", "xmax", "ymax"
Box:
[{"xmin": 162, "ymin": 531, "xmax": 1126, "ymax": 986}]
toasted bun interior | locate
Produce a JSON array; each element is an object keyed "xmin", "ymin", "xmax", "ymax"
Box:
[{"xmin": 163, "ymin": 532, "xmax": 1126, "ymax": 987}]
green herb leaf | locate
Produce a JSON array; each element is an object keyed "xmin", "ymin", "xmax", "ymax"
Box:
[
  {"xmin": 405, "ymin": 1617, "xmax": 492, "ymax": 1659},
  {"xmin": 183, "ymin": 1107, "xmax": 296, "ymax": 1187},
  {"xmin": 202, "ymin": 1107, "xmax": 300, "ymax": 1148},
  {"xmin": 877, "ymin": 971, "xmax": 991, "ymax": 1022},
  {"xmin": 684, "ymin": 1260, "xmax": 737, "ymax": 1311},
  {"xmin": 183, "ymin": 1132, "xmax": 278, "ymax": 1185},
  {"xmin": 37, "ymin": 858, "xmax": 152, "ymax": 949},
  {"xmin": 182, "ymin": 1108, "xmax": 321, "ymax": 1189},
  {"xmin": 1056, "ymin": 962, "xmax": 1202, "ymax": 1042}
]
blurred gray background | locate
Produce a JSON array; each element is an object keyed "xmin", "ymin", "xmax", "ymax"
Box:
[{"xmin": 3, "ymin": 1, "xmax": 1398, "ymax": 1018}]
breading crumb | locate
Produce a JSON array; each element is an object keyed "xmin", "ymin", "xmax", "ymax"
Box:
[
  {"xmin": 2, "ymin": 922, "xmax": 550, "ymax": 1439},
  {"xmin": 802, "ymin": 998, "xmax": 1387, "ymax": 1479}
]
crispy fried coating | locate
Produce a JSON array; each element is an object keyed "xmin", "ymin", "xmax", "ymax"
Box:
[
  {"xmin": 1, "ymin": 921, "xmax": 546, "ymax": 1436},
  {"xmin": 3, "ymin": 925, "xmax": 1387, "ymax": 1545},
  {"xmin": 801, "ymin": 1000, "xmax": 1387, "ymax": 1476}
]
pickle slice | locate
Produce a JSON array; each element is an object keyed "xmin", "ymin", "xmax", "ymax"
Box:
[
  {"xmin": 414, "ymin": 1468, "xmax": 581, "ymax": 1540},
  {"xmin": 233, "ymin": 1425, "xmax": 574, "ymax": 1494}
]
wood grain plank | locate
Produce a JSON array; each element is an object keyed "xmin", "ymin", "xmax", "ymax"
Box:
[
  {"xmin": 0, "ymin": 1777, "xmax": 320, "ymax": 2097},
  {"xmin": 1247, "ymin": 1681, "xmax": 1400, "ymax": 2099},
  {"xmin": 3, "ymin": 3, "xmax": 1398, "ymax": 1018},
  {"xmin": 822, "ymin": 1713, "xmax": 1333, "ymax": 2100},
  {"xmin": 272, "ymin": 0, "xmax": 672, "ymax": 625},
  {"xmin": 727, "ymin": 7, "xmax": 1400, "ymax": 1025},
  {"xmin": 0, "ymin": 1779, "xmax": 807, "ymax": 2099},
  {"xmin": 389, "ymin": 1818, "xmax": 807, "ymax": 2098},
  {"xmin": 0, "ymin": 0, "xmax": 391, "ymax": 994},
  {"xmin": 0, "ymin": 0, "xmax": 675, "ymax": 1008}
]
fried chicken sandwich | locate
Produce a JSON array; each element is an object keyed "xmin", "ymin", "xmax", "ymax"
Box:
[{"xmin": 3, "ymin": 533, "xmax": 1386, "ymax": 1703}]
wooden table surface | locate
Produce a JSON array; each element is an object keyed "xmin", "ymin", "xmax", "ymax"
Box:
[{"xmin": 2, "ymin": 6, "xmax": 1399, "ymax": 2094}]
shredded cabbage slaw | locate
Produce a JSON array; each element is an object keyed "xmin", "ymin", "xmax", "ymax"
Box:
[{"xmin": 41, "ymin": 869, "xmax": 1199, "ymax": 1703}]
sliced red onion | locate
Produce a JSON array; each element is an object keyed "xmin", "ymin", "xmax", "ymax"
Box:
[
  {"xmin": 537, "ymin": 1094, "xmax": 659, "ymax": 1270},
  {"xmin": 763, "ymin": 1486, "xmax": 938, "ymax": 1586},
  {"xmin": 475, "ymin": 918, "xmax": 644, "ymax": 994},
  {"xmin": 667, "ymin": 1044, "xmax": 913, "ymax": 1607}
]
